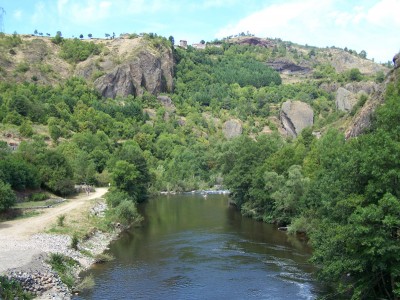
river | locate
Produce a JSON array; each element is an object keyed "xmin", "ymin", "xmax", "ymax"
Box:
[{"xmin": 75, "ymin": 194, "xmax": 322, "ymax": 299}]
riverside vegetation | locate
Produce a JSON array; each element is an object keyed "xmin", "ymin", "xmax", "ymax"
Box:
[{"xmin": 0, "ymin": 31, "xmax": 398, "ymax": 299}]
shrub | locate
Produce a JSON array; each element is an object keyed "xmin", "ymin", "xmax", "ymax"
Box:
[
  {"xmin": 47, "ymin": 253, "xmax": 79, "ymax": 288},
  {"xmin": 19, "ymin": 121, "xmax": 34, "ymax": 137},
  {"xmin": 350, "ymin": 93, "xmax": 368, "ymax": 116},
  {"xmin": 105, "ymin": 189, "xmax": 135, "ymax": 208},
  {"xmin": 71, "ymin": 233, "xmax": 79, "ymax": 250},
  {"xmin": 57, "ymin": 214, "xmax": 66, "ymax": 227},
  {"xmin": 74, "ymin": 274, "xmax": 94, "ymax": 292},
  {"xmin": 0, "ymin": 180, "xmax": 16, "ymax": 212},
  {"xmin": 94, "ymin": 253, "xmax": 114, "ymax": 263},
  {"xmin": 114, "ymin": 200, "xmax": 141, "ymax": 225},
  {"xmin": 60, "ymin": 39, "xmax": 101, "ymax": 63},
  {"xmin": 29, "ymin": 192, "xmax": 48, "ymax": 202},
  {"xmin": 347, "ymin": 68, "xmax": 363, "ymax": 81},
  {"xmin": 375, "ymin": 71, "xmax": 385, "ymax": 83},
  {"xmin": 0, "ymin": 276, "xmax": 33, "ymax": 299},
  {"xmin": 15, "ymin": 62, "xmax": 30, "ymax": 73},
  {"xmin": 92, "ymin": 70, "xmax": 105, "ymax": 80}
]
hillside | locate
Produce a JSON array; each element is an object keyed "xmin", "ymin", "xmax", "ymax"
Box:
[
  {"xmin": 0, "ymin": 32, "xmax": 393, "ymax": 194},
  {"xmin": 1, "ymin": 31, "xmax": 400, "ymax": 299},
  {"xmin": 0, "ymin": 34, "xmax": 174, "ymax": 96},
  {"xmin": 0, "ymin": 34, "xmax": 389, "ymax": 139}
]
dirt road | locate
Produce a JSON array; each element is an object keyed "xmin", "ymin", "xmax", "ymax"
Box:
[{"xmin": 0, "ymin": 187, "xmax": 108, "ymax": 273}]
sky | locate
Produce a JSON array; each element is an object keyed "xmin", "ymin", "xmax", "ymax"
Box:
[{"xmin": 1, "ymin": 0, "xmax": 399, "ymax": 63}]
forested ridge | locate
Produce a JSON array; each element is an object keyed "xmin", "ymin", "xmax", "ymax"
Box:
[{"xmin": 0, "ymin": 32, "xmax": 399, "ymax": 298}]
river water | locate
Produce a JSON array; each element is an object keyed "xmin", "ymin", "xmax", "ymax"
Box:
[{"xmin": 76, "ymin": 194, "xmax": 321, "ymax": 299}]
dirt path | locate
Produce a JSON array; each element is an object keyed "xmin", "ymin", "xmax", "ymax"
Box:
[{"xmin": 0, "ymin": 188, "xmax": 108, "ymax": 273}]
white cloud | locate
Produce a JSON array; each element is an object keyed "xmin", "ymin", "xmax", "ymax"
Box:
[
  {"xmin": 215, "ymin": 0, "xmax": 400, "ymax": 62},
  {"xmin": 365, "ymin": 0, "xmax": 400, "ymax": 26},
  {"xmin": 31, "ymin": 2, "xmax": 45, "ymax": 25},
  {"xmin": 57, "ymin": 0, "xmax": 69, "ymax": 15},
  {"xmin": 13, "ymin": 10, "xmax": 22, "ymax": 20},
  {"xmin": 68, "ymin": 0, "xmax": 113, "ymax": 24}
]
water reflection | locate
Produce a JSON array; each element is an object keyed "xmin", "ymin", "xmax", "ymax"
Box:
[{"xmin": 75, "ymin": 194, "xmax": 320, "ymax": 300}]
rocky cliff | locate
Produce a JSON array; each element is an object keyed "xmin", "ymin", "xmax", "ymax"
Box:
[
  {"xmin": 336, "ymin": 82, "xmax": 379, "ymax": 112},
  {"xmin": 345, "ymin": 60, "xmax": 400, "ymax": 139},
  {"xmin": 345, "ymin": 87, "xmax": 384, "ymax": 138},
  {"xmin": 79, "ymin": 38, "xmax": 174, "ymax": 98},
  {"xmin": 280, "ymin": 101, "xmax": 314, "ymax": 137},
  {"xmin": 0, "ymin": 35, "xmax": 174, "ymax": 99},
  {"xmin": 223, "ymin": 119, "xmax": 243, "ymax": 139}
]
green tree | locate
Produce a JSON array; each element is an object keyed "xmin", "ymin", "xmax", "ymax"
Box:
[
  {"xmin": 51, "ymin": 31, "xmax": 63, "ymax": 44},
  {"xmin": 37, "ymin": 150, "xmax": 74, "ymax": 196},
  {"xmin": 0, "ymin": 180, "xmax": 16, "ymax": 212},
  {"xmin": 347, "ymin": 68, "xmax": 362, "ymax": 81},
  {"xmin": 168, "ymin": 35, "xmax": 174, "ymax": 47},
  {"xmin": 111, "ymin": 160, "xmax": 139, "ymax": 199},
  {"xmin": 19, "ymin": 120, "xmax": 34, "ymax": 137}
]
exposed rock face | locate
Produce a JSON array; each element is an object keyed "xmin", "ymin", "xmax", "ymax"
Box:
[
  {"xmin": 345, "ymin": 86, "xmax": 384, "ymax": 139},
  {"xmin": 336, "ymin": 87, "xmax": 358, "ymax": 112},
  {"xmin": 267, "ymin": 59, "xmax": 311, "ymax": 74},
  {"xmin": 336, "ymin": 82, "xmax": 379, "ymax": 112},
  {"xmin": 94, "ymin": 50, "xmax": 173, "ymax": 98},
  {"xmin": 235, "ymin": 37, "xmax": 274, "ymax": 47},
  {"xmin": 280, "ymin": 101, "xmax": 314, "ymax": 137},
  {"xmin": 157, "ymin": 95, "xmax": 175, "ymax": 110},
  {"xmin": 345, "ymin": 69, "xmax": 400, "ymax": 139},
  {"xmin": 223, "ymin": 119, "xmax": 242, "ymax": 139},
  {"xmin": 329, "ymin": 49, "xmax": 387, "ymax": 75},
  {"xmin": 344, "ymin": 81, "xmax": 378, "ymax": 94},
  {"xmin": 394, "ymin": 53, "xmax": 400, "ymax": 69}
]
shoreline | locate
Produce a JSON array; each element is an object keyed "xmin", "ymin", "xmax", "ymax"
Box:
[
  {"xmin": 3, "ymin": 229, "xmax": 122, "ymax": 299},
  {"xmin": 0, "ymin": 189, "xmax": 123, "ymax": 299}
]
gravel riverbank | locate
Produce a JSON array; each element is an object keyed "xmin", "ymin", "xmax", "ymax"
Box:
[
  {"xmin": 0, "ymin": 189, "xmax": 123, "ymax": 299},
  {"xmin": 3, "ymin": 229, "xmax": 121, "ymax": 299}
]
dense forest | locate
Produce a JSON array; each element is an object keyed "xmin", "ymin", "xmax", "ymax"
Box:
[{"xmin": 0, "ymin": 32, "xmax": 399, "ymax": 299}]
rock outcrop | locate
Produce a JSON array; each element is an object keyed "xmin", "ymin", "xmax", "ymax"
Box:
[
  {"xmin": 336, "ymin": 82, "xmax": 379, "ymax": 112},
  {"xmin": 345, "ymin": 68, "xmax": 400, "ymax": 139},
  {"xmin": 157, "ymin": 95, "xmax": 175, "ymax": 110},
  {"xmin": 336, "ymin": 87, "xmax": 358, "ymax": 112},
  {"xmin": 223, "ymin": 119, "xmax": 242, "ymax": 139},
  {"xmin": 93, "ymin": 50, "xmax": 173, "ymax": 98},
  {"xmin": 267, "ymin": 59, "xmax": 311, "ymax": 74},
  {"xmin": 394, "ymin": 53, "xmax": 400, "ymax": 69},
  {"xmin": 328, "ymin": 49, "xmax": 387, "ymax": 75},
  {"xmin": 280, "ymin": 101, "xmax": 314, "ymax": 137},
  {"xmin": 72, "ymin": 37, "xmax": 174, "ymax": 99}
]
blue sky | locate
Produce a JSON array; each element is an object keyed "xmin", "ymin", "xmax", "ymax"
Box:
[{"xmin": 1, "ymin": 0, "xmax": 399, "ymax": 63}]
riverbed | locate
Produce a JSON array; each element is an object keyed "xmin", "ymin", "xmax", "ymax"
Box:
[{"xmin": 75, "ymin": 194, "xmax": 321, "ymax": 299}]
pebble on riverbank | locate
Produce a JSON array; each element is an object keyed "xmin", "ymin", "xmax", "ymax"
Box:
[{"xmin": 3, "ymin": 200, "xmax": 123, "ymax": 300}]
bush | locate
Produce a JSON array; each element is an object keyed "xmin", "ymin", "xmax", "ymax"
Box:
[
  {"xmin": 29, "ymin": 192, "xmax": 48, "ymax": 202},
  {"xmin": 60, "ymin": 39, "xmax": 101, "ymax": 63},
  {"xmin": 105, "ymin": 189, "xmax": 135, "ymax": 208},
  {"xmin": 347, "ymin": 68, "xmax": 363, "ymax": 81},
  {"xmin": 71, "ymin": 233, "xmax": 79, "ymax": 250},
  {"xmin": 57, "ymin": 214, "xmax": 66, "ymax": 227},
  {"xmin": 114, "ymin": 200, "xmax": 141, "ymax": 225},
  {"xmin": 15, "ymin": 62, "xmax": 30, "ymax": 73},
  {"xmin": 19, "ymin": 121, "xmax": 34, "ymax": 137},
  {"xmin": 94, "ymin": 253, "xmax": 114, "ymax": 263},
  {"xmin": 350, "ymin": 94, "xmax": 368, "ymax": 116},
  {"xmin": 0, "ymin": 180, "xmax": 16, "ymax": 212},
  {"xmin": 0, "ymin": 276, "xmax": 33, "ymax": 299},
  {"xmin": 74, "ymin": 274, "xmax": 94, "ymax": 292},
  {"xmin": 47, "ymin": 253, "xmax": 79, "ymax": 288},
  {"xmin": 375, "ymin": 71, "xmax": 385, "ymax": 83}
]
